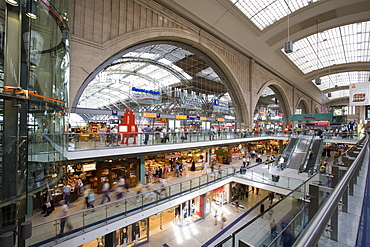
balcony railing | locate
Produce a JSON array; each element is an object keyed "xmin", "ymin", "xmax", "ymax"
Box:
[{"xmin": 27, "ymin": 166, "xmax": 304, "ymax": 247}]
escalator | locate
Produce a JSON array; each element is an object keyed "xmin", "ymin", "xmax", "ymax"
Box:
[
  {"xmin": 286, "ymin": 135, "xmax": 312, "ymax": 170},
  {"xmin": 281, "ymin": 136, "xmax": 299, "ymax": 162},
  {"xmin": 303, "ymin": 138, "xmax": 323, "ymax": 173}
]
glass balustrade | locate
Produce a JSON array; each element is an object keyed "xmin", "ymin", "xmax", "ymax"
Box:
[{"xmin": 26, "ymin": 166, "xmax": 305, "ymax": 246}]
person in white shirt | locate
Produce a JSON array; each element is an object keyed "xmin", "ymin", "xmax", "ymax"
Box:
[{"xmin": 59, "ymin": 200, "xmax": 72, "ymax": 234}]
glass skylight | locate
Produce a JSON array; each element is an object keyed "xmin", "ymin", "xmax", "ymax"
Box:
[
  {"xmin": 230, "ymin": 0, "xmax": 320, "ymax": 30},
  {"xmin": 327, "ymin": 90, "xmax": 349, "ymax": 100},
  {"xmin": 312, "ymin": 71, "xmax": 370, "ymax": 91},
  {"xmin": 77, "ymin": 44, "xmax": 232, "ymax": 117},
  {"xmin": 283, "ymin": 21, "xmax": 370, "ymax": 74}
]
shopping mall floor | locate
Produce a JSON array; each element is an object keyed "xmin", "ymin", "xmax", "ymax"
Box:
[{"xmin": 28, "ymin": 154, "xmax": 309, "ymax": 247}]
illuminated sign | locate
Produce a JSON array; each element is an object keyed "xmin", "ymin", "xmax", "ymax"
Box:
[
  {"xmin": 165, "ymin": 154, "xmax": 181, "ymax": 159},
  {"xmin": 314, "ymin": 121, "xmax": 330, "ymax": 127},
  {"xmin": 143, "ymin": 112, "xmax": 157, "ymax": 118},
  {"xmin": 200, "ymin": 117, "xmax": 207, "ymax": 121},
  {"xmin": 176, "ymin": 115, "xmax": 187, "ymax": 120},
  {"xmin": 82, "ymin": 163, "xmax": 96, "ymax": 172},
  {"xmin": 217, "ymin": 118, "xmax": 225, "ymax": 122}
]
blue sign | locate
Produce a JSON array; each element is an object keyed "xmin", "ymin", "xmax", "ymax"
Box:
[
  {"xmin": 187, "ymin": 116, "xmax": 200, "ymax": 120},
  {"xmin": 112, "ymin": 110, "xmax": 118, "ymax": 115},
  {"xmin": 213, "ymin": 99, "xmax": 219, "ymax": 106},
  {"xmin": 156, "ymin": 113, "xmax": 161, "ymax": 118},
  {"xmin": 131, "ymin": 87, "xmax": 160, "ymax": 95}
]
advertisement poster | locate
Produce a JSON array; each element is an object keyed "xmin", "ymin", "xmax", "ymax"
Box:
[{"xmin": 349, "ymin": 82, "xmax": 370, "ymax": 106}]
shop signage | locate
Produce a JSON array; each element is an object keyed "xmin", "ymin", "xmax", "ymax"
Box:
[
  {"xmin": 82, "ymin": 163, "xmax": 96, "ymax": 172},
  {"xmin": 143, "ymin": 112, "xmax": 157, "ymax": 118},
  {"xmin": 314, "ymin": 121, "xmax": 330, "ymax": 127},
  {"xmin": 165, "ymin": 154, "xmax": 181, "ymax": 159},
  {"xmin": 214, "ymin": 102, "xmax": 229, "ymax": 113},
  {"xmin": 217, "ymin": 118, "xmax": 225, "ymax": 122},
  {"xmin": 176, "ymin": 115, "xmax": 187, "ymax": 120},
  {"xmin": 290, "ymin": 113, "xmax": 333, "ymax": 121},
  {"xmin": 213, "ymin": 187, "xmax": 224, "ymax": 193},
  {"xmin": 187, "ymin": 116, "xmax": 200, "ymax": 120},
  {"xmin": 200, "ymin": 117, "xmax": 207, "ymax": 121},
  {"xmin": 181, "ymin": 92, "xmax": 202, "ymax": 110},
  {"xmin": 349, "ymin": 82, "xmax": 370, "ymax": 106}
]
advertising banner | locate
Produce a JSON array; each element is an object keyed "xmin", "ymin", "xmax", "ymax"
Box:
[
  {"xmin": 349, "ymin": 82, "xmax": 370, "ymax": 106},
  {"xmin": 131, "ymin": 86, "xmax": 161, "ymax": 104}
]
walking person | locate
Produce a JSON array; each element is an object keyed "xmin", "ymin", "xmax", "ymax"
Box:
[
  {"xmin": 59, "ymin": 200, "xmax": 72, "ymax": 234},
  {"xmin": 83, "ymin": 185, "xmax": 91, "ymax": 208},
  {"xmin": 260, "ymin": 202, "xmax": 265, "ymax": 218},
  {"xmin": 115, "ymin": 182, "xmax": 124, "ymax": 207},
  {"xmin": 88, "ymin": 190, "xmax": 95, "ymax": 212},
  {"xmin": 136, "ymin": 180, "xmax": 143, "ymax": 202},
  {"xmin": 124, "ymin": 176, "xmax": 130, "ymax": 192},
  {"xmin": 201, "ymin": 160, "xmax": 207, "ymax": 175},
  {"xmin": 235, "ymin": 200, "xmax": 239, "ymax": 213},
  {"xmin": 242, "ymin": 156, "xmax": 247, "ymax": 166},
  {"xmin": 214, "ymin": 209, "xmax": 219, "ymax": 225},
  {"xmin": 270, "ymin": 219, "xmax": 278, "ymax": 239},
  {"xmin": 221, "ymin": 213, "xmax": 227, "ymax": 229},
  {"xmin": 143, "ymin": 125, "xmax": 152, "ymax": 145},
  {"xmin": 62, "ymin": 183, "xmax": 71, "ymax": 206},
  {"xmin": 78, "ymin": 178, "xmax": 84, "ymax": 196},
  {"xmin": 100, "ymin": 179, "xmax": 111, "ymax": 204},
  {"xmin": 175, "ymin": 162, "xmax": 180, "ymax": 177},
  {"xmin": 183, "ymin": 161, "xmax": 189, "ymax": 176}
]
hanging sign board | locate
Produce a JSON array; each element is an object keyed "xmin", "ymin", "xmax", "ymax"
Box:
[{"xmin": 314, "ymin": 121, "xmax": 330, "ymax": 127}]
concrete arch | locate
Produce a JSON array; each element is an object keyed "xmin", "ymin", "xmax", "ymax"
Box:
[
  {"xmin": 295, "ymin": 97, "xmax": 310, "ymax": 114},
  {"xmin": 254, "ymin": 80, "xmax": 292, "ymax": 124},
  {"xmin": 70, "ymin": 27, "xmax": 248, "ymax": 122},
  {"xmin": 313, "ymin": 106, "xmax": 321, "ymax": 114}
]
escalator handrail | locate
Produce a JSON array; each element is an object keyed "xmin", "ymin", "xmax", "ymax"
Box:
[{"xmin": 293, "ymin": 134, "xmax": 369, "ymax": 246}]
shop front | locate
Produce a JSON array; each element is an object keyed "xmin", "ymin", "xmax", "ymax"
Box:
[{"xmin": 66, "ymin": 158, "xmax": 140, "ymax": 194}]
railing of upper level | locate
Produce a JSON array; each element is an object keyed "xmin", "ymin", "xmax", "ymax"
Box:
[
  {"xmin": 293, "ymin": 135, "xmax": 369, "ymax": 246},
  {"xmin": 215, "ymin": 134, "xmax": 368, "ymax": 247},
  {"xmin": 27, "ymin": 166, "xmax": 305, "ymax": 247},
  {"xmin": 27, "ymin": 130, "xmax": 362, "ymax": 153}
]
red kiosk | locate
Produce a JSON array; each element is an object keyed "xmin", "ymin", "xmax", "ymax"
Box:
[{"xmin": 118, "ymin": 109, "xmax": 138, "ymax": 145}]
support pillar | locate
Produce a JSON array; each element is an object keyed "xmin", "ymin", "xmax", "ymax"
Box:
[
  {"xmin": 105, "ymin": 231, "xmax": 116, "ymax": 247},
  {"xmin": 308, "ymin": 184, "xmax": 319, "ymax": 221},
  {"xmin": 341, "ymin": 169, "xmax": 348, "ymax": 213},
  {"xmin": 332, "ymin": 166, "xmax": 339, "ymax": 188},
  {"xmin": 139, "ymin": 155, "xmax": 145, "ymax": 183},
  {"xmin": 330, "ymin": 207, "xmax": 338, "ymax": 241}
]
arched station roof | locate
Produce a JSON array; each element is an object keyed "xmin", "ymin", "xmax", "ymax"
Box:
[{"xmin": 157, "ymin": 0, "xmax": 370, "ymax": 103}]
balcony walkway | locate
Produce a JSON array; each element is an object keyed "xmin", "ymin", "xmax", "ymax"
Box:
[{"xmin": 26, "ymin": 152, "xmax": 309, "ymax": 247}]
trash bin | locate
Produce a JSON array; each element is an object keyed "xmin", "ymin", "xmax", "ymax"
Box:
[
  {"xmin": 240, "ymin": 166, "xmax": 247, "ymax": 174},
  {"xmin": 271, "ymin": 175, "xmax": 280, "ymax": 182}
]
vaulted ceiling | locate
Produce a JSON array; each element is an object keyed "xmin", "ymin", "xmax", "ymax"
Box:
[{"xmin": 155, "ymin": 0, "xmax": 370, "ymax": 105}]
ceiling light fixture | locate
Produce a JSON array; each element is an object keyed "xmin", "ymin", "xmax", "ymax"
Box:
[
  {"xmin": 284, "ymin": 0, "xmax": 293, "ymax": 53},
  {"xmin": 5, "ymin": 0, "xmax": 19, "ymax": 6},
  {"xmin": 26, "ymin": 0, "xmax": 38, "ymax": 19}
]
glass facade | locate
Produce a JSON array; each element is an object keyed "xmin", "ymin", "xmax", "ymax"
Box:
[
  {"xmin": 0, "ymin": 0, "xmax": 70, "ymax": 238},
  {"xmin": 75, "ymin": 43, "xmax": 238, "ymax": 122}
]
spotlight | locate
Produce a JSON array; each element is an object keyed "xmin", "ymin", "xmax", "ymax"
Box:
[
  {"xmin": 26, "ymin": 0, "xmax": 38, "ymax": 19},
  {"xmin": 5, "ymin": 0, "xmax": 19, "ymax": 6}
]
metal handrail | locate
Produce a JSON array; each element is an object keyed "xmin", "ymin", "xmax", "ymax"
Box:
[{"xmin": 293, "ymin": 134, "xmax": 369, "ymax": 246}]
